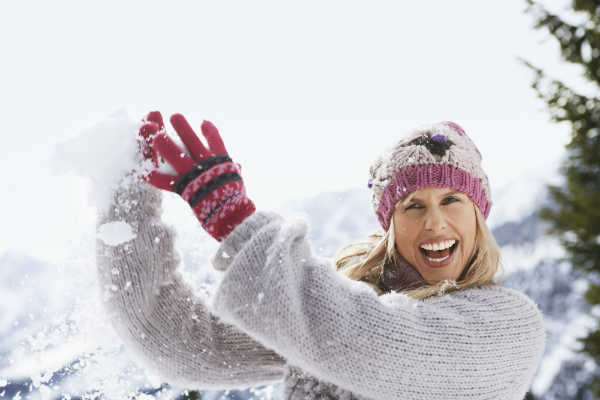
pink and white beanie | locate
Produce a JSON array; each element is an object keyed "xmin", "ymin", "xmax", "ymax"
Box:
[{"xmin": 368, "ymin": 121, "xmax": 492, "ymax": 231}]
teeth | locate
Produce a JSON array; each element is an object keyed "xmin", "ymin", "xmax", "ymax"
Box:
[
  {"xmin": 420, "ymin": 240, "xmax": 456, "ymax": 251},
  {"xmin": 426, "ymin": 255, "xmax": 449, "ymax": 263}
]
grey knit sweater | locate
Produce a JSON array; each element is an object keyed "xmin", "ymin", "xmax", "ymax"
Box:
[{"xmin": 96, "ymin": 182, "xmax": 546, "ymax": 400}]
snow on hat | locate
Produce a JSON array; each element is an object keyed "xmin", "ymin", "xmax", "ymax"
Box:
[{"xmin": 368, "ymin": 121, "xmax": 492, "ymax": 231}]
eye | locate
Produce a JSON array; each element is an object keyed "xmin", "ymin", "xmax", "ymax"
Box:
[
  {"xmin": 405, "ymin": 203, "xmax": 423, "ymax": 210},
  {"xmin": 442, "ymin": 196, "xmax": 459, "ymax": 205}
]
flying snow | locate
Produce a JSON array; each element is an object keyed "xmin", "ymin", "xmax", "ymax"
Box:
[{"xmin": 97, "ymin": 221, "xmax": 136, "ymax": 246}]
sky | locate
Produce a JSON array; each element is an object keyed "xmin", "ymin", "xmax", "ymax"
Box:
[{"xmin": 0, "ymin": 0, "xmax": 580, "ymax": 260}]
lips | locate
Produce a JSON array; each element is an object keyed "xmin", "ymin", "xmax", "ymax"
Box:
[{"xmin": 419, "ymin": 241, "xmax": 458, "ymax": 268}]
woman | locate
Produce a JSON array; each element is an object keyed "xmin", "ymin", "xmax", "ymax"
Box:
[{"xmin": 96, "ymin": 112, "xmax": 546, "ymax": 400}]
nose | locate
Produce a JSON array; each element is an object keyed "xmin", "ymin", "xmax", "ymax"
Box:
[{"xmin": 424, "ymin": 206, "xmax": 447, "ymax": 232}]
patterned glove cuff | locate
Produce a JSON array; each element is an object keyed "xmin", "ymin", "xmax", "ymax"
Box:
[
  {"xmin": 204, "ymin": 195, "xmax": 256, "ymax": 241},
  {"xmin": 174, "ymin": 154, "xmax": 253, "ymax": 241}
]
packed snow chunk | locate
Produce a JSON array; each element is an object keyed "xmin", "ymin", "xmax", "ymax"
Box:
[
  {"xmin": 52, "ymin": 109, "xmax": 147, "ymax": 212},
  {"xmin": 97, "ymin": 221, "xmax": 136, "ymax": 246},
  {"xmin": 379, "ymin": 291, "xmax": 417, "ymax": 309}
]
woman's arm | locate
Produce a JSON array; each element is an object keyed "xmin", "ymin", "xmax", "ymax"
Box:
[
  {"xmin": 96, "ymin": 181, "xmax": 285, "ymax": 389},
  {"xmin": 211, "ymin": 211, "xmax": 547, "ymax": 400}
]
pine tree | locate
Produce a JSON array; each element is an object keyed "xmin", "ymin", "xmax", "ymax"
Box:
[{"xmin": 523, "ymin": 0, "xmax": 600, "ymax": 396}]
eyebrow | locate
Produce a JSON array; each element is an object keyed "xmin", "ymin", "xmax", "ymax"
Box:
[{"xmin": 402, "ymin": 190, "xmax": 463, "ymax": 204}]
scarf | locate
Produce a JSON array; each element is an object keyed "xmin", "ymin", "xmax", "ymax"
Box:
[{"xmin": 376, "ymin": 249, "xmax": 473, "ymax": 293}]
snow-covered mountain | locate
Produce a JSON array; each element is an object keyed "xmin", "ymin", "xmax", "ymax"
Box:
[{"xmin": 1, "ymin": 179, "xmax": 596, "ymax": 399}]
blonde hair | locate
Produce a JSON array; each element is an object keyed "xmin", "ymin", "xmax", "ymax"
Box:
[{"xmin": 335, "ymin": 202, "xmax": 504, "ymax": 300}]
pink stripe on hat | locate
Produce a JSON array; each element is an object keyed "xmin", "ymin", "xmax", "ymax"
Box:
[{"xmin": 376, "ymin": 164, "xmax": 491, "ymax": 231}]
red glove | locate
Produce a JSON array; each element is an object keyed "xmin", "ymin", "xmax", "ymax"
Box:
[{"xmin": 138, "ymin": 111, "xmax": 256, "ymax": 241}]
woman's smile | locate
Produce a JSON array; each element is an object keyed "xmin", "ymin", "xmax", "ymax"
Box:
[{"xmin": 418, "ymin": 237, "xmax": 459, "ymax": 268}]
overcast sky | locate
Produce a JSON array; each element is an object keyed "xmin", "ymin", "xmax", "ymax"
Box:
[{"xmin": 0, "ymin": 0, "xmax": 579, "ymax": 259}]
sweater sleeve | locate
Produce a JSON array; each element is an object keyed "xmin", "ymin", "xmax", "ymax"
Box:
[
  {"xmin": 96, "ymin": 181, "xmax": 286, "ymax": 389},
  {"xmin": 211, "ymin": 211, "xmax": 547, "ymax": 400}
]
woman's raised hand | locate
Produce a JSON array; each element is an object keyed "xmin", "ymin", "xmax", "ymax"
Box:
[{"xmin": 138, "ymin": 111, "xmax": 256, "ymax": 241}]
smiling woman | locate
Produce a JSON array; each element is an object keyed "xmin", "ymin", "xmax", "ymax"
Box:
[
  {"xmin": 336, "ymin": 121, "xmax": 501, "ymax": 300},
  {"xmin": 97, "ymin": 114, "xmax": 544, "ymax": 400}
]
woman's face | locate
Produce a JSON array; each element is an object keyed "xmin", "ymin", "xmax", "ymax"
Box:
[{"xmin": 392, "ymin": 187, "xmax": 477, "ymax": 285}]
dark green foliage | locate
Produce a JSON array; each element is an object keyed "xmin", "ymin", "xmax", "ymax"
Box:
[
  {"xmin": 525, "ymin": 0, "xmax": 600, "ymax": 83},
  {"xmin": 524, "ymin": 391, "xmax": 537, "ymax": 400},
  {"xmin": 523, "ymin": 0, "xmax": 600, "ymax": 397},
  {"xmin": 586, "ymin": 282, "xmax": 600, "ymax": 305},
  {"xmin": 181, "ymin": 390, "xmax": 202, "ymax": 400},
  {"xmin": 580, "ymin": 329, "xmax": 600, "ymax": 360}
]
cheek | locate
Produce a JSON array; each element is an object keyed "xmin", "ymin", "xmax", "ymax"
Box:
[
  {"xmin": 452, "ymin": 207, "xmax": 477, "ymax": 251},
  {"xmin": 393, "ymin": 214, "xmax": 417, "ymax": 237}
]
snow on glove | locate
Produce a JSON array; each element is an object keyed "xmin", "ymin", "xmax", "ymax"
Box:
[{"xmin": 138, "ymin": 111, "xmax": 255, "ymax": 241}]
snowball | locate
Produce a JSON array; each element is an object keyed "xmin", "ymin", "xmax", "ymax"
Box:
[
  {"xmin": 52, "ymin": 109, "xmax": 145, "ymax": 213},
  {"xmin": 97, "ymin": 221, "xmax": 135, "ymax": 246}
]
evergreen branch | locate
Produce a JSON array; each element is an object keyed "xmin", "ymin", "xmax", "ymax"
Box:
[
  {"xmin": 519, "ymin": 58, "xmax": 596, "ymax": 128},
  {"xmin": 525, "ymin": 0, "xmax": 600, "ymax": 85}
]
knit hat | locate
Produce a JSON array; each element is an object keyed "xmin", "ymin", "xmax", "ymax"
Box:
[{"xmin": 368, "ymin": 121, "xmax": 492, "ymax": 231}]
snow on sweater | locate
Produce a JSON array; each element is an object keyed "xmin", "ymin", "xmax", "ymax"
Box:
[{"xmin": 96, "ymin": 181, "xmax": 546, "ymax": 400}]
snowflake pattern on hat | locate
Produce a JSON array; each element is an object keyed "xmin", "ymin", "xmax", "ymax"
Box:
[{"xmin": 403, "ymin": 133, "xmax": 454, "ymax": 160}]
